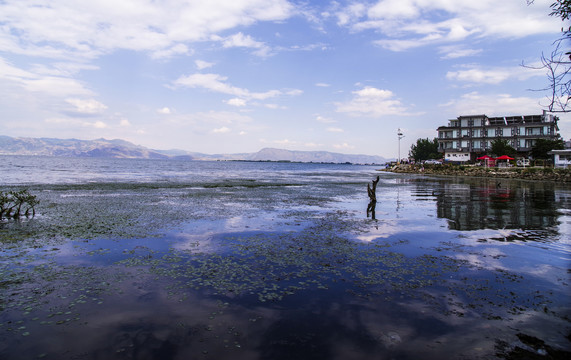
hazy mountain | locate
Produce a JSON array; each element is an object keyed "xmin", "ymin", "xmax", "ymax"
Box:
[
  {"xmin": 0, "ymin": 136, "xmax": 389, "ymax": 164},
  {"xmin": 244, "ymin": 148, "xmax": 387, "ymax": 164},
  {"xmin": 0, "ymin": 136, "xmax": 171, "ymax": 159}
]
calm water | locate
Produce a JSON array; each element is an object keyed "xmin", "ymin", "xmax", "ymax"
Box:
[
  {"xmin": 0, "ymin": 156, "xmax": 570, "ymax": 359},
  {"xmin": 0, "ymin": 155, "xmax": 376, "ymax": 185}
]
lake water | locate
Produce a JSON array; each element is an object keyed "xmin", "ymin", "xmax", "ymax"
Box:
[{"xmin": 0, "ymin": 156, "xmax": 570, "ymax": 359}]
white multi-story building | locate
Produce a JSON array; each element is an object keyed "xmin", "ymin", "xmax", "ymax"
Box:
[
  {"xmin": 437, "ymin": 112, "xmax": 560, "ymax": 162},
  {"xmin": 549, "ymin": 149, "xmax": 571, "ymax": 168}
]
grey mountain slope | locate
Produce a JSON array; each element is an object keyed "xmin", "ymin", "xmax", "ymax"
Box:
[{"xmin": 0, "ymin": 136, "xmax": 389, "ymax": 164}]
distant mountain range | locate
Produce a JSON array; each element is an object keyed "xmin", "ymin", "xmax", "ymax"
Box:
[{"xmin": 0, "ymin": 136, "xmax": 390, "ymax": 164}]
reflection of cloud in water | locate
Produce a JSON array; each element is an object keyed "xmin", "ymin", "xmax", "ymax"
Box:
[
  {"xmin": 356, "ymin": 219, "xmax": 403, "ymax": 241},
  {"xmin": 454, "ymin": 228, "xmax": 523, "ymax": 245},
  {"xmin": 355, "ymin": 218, "xmax": 443, "ymax": 241},
  {"xmin": 519, "ymin": 263, "xmax": 566, "ymax": 286},
  {"xmin": 20, "ymin": 282, "xmax": 501, "ymax": 360},
  {"xmin": 4, "ymin": 259, "xmax": 567, "ymax": 360},
  {"xmin": 171, "ymin": 232, "xmax": 218, "ymax": 252},
  {"xmin": 453, "ymin": 253, "xmax": 507, "ymax": 271}
]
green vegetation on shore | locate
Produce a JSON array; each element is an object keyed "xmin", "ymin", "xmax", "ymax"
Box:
[{"xmin": 384, "ymin": 164, "xmax": 571, "ymax": 182}]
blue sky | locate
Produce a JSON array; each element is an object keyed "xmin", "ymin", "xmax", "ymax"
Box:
[{"xmin": 0, "ymin": 0, "xmax": 569, "ymax": 158}]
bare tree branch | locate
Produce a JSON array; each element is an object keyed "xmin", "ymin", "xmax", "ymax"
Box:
[{"xmin": 524, "ymin": 0, "xmax": 571, "ymax": 112}]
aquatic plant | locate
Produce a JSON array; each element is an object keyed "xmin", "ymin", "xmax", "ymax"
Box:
[{"xmin": 0, "ymin": 189, "xmax": 39, "ymax": 220}]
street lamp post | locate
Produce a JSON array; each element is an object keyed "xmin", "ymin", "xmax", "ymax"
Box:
[{"xmin": 397, "ymin": 128, "xmax": 404, "ymax": 164}]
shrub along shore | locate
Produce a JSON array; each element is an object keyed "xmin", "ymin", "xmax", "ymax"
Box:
[{"xmin": 382, "ymin": 164, "xmax": 571, "ymax": 182}]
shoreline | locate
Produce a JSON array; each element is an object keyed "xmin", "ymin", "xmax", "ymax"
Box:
[{"xmin": 381, "ymin": 164, "xmax": 571, "ymax": 182}]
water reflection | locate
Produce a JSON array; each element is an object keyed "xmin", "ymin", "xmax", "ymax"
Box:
[
  {"xmin": 2, "ymin": 171, "xmax": 570, "ymax": 359},
  {"xmin": 430, "ymin": 179, "xmax": 569, "ymax": 232}
]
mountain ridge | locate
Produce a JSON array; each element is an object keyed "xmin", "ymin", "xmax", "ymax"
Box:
[{"xmin": 0, "ymin": 136, "xmax": 390, "ymax": 164}]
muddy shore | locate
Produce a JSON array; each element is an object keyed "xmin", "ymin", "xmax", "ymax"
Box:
[{"xmin": 382, "ymin": 164, "xmax": 571, "ymax": 182}]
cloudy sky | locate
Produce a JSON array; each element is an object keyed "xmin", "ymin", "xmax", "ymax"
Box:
[{"xmin": 1, "ymin": 0, "xmax": 569, "ymax": 158}]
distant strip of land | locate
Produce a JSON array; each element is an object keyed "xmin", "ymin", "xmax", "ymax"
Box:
[{"xmin": 382, "ymin": 164, "xmax": 571, "ymax": 182}]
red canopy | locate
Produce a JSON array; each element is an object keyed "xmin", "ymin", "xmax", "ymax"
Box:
[
  {"xmin": 477, "ymin": 155, "xmax": 494, "ymax": 160},
  {"xmin": 495, "ymin": 155, "xmax": 514, "ymax": 160}
]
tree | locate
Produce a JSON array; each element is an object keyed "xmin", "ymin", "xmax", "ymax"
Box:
[
  {"xmin": 0, "ymin": 189, "xmax": 39, "ymax": 220},
  {"xmin": 490, "ymin": 139, "xmax": 516, "ymax": 157},
  {"xmin": 530, "ymin": 138, "xmax": 565, "ymax": 159},
  {"xmin": 409, "ymin": 138, "xmax": 440, "ymax": 162},
  {"xmin": 525, "ymin": 0, "xmax": 570, "ymax": 112}
]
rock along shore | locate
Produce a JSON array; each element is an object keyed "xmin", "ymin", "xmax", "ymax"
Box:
[{"xmin": 381, "ymin": 164, "xmax": 571, "ymax": 183}]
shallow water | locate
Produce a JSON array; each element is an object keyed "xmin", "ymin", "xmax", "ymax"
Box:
[{"xmin": 0, "ymin": 156, "xmax": 570, "ymax": 359}]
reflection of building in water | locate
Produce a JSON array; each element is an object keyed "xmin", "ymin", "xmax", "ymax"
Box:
[{"xmin": 433, "ymin": 180, "xmax": 564, "ymax": 231}]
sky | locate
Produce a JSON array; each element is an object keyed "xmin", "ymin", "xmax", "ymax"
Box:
[{"xmin": 0, "ymin": 0, "xmax": 569, "ymax": 158}]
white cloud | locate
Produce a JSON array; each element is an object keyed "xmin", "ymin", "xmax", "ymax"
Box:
[
  {"xmin": 274, "ymin": 139, "xmax": 296, "ymax": 145},
  {"xmin": 66, "ymin": 98, "xmax": 107, "ymax": 114},
  {"xmin": 0, "ymin": 57, "xmax": 94, "ymax": 97},
  {"xmin": 368, "ymin": 0, "xmax": 420, "ymax": 19},
  {"xmin": 315, "ymin": 83, "xmax": 331, "ymax": 87},
  {"xmin": 91, "ymin": 121, "xmax": 107, "ymax": 129},
  {"xmin": 285, "ymin": 89, "xmax": 303, "ymax": 96},
  {"xmin": 119, "ymin": 119, "xmax": 131, "ymax": 127},
  {"xmin": 316, "ymin": 115, "xmax": 335, "ymax": 123},
  {"xmin": 30, "ymin": 62, "xmax": 99, "ymax": 77},
  {"xmin": 46, "ymin": 117, "xmax": 108, "ymax": 129},
  {"xmin": 438, "ymin": 45, "xmax": 482, "ymax": 59},
  {"xmin": 264, "ymin": 103, "xmax": 283, "ymax": 109},
  {"xmin": 335, "ymin": 86, "xmax": 409, "ymax": 117},
  {"xmin": 195, "ymin": 60, "xmax": 214, "ymax": 70},
  {"xmin": 157, "ymin": 107, "xmax": 172, "ymax": 114},
  {"xmin": 226, "ymin": 98, "xmax": 248, "ymax": 107},
  {"xmin": 167, "ymin": 110, "xmax": 253, "ymax": 127},
  {"xmin": 442, "ymin": 91, "xmax": 546, "ymax": 116},
  {"xmin": 335, "ymin": 3, "xmax": 367, "ymax": 26},
  {"xmin": 447, "ymin": 68, "xmax": 511, "ymax": 85},
  {"xmin": 213, "ymin": 126, "xmax": 231, "ymax": 134},
  {"xmin": 174, "ymin": 73, "xmax": 248, "ymax": 97},
  {"xmin": 172, "ymin": 72, "xmax": 301, "ymax": 103},
  {"xmin": 0, "ymin": 0, "xmax": 294, "ymax": 60},
  {"xmin": 44, "ymin": 117, "xmax": 78, "ymax": 125},
  {"xmin": 333, "ymin": 142, "xmax": 355, "ymax": 150},
  {"xmin": 150, "ymin": 44, "xmax": 190, "ymax": 60},
  {"xmin": 327, "ymin": 127, "xmax": 344, "ymax": 132},
  {"xmin": 24, "ymin": 76, "xmax": 94, "ymax": 97},
  {"xmin": 446, "ymin": 64, "xmax": 545, "ymax": 85},
  {"xmin": 222, "ymin": 32, "xmax": 271, "ymax": 57},
  {"xmin": 336, "ymin": 0, "xmax": 560, "ymax": 52}
]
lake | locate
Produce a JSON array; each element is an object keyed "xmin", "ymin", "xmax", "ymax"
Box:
[{"xmin": 0, "ymin": 156, "xmax": 569, "ymax": 359}]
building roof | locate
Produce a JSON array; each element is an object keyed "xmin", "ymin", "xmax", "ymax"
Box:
[{"xmin": 548, "ymin": 149, "xmax": 571, "ymax": 155}]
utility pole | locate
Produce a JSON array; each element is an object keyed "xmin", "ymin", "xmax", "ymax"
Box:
[{"xmin": 397, "ymin": 128, "xmax": 404, "ymax": 164}]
